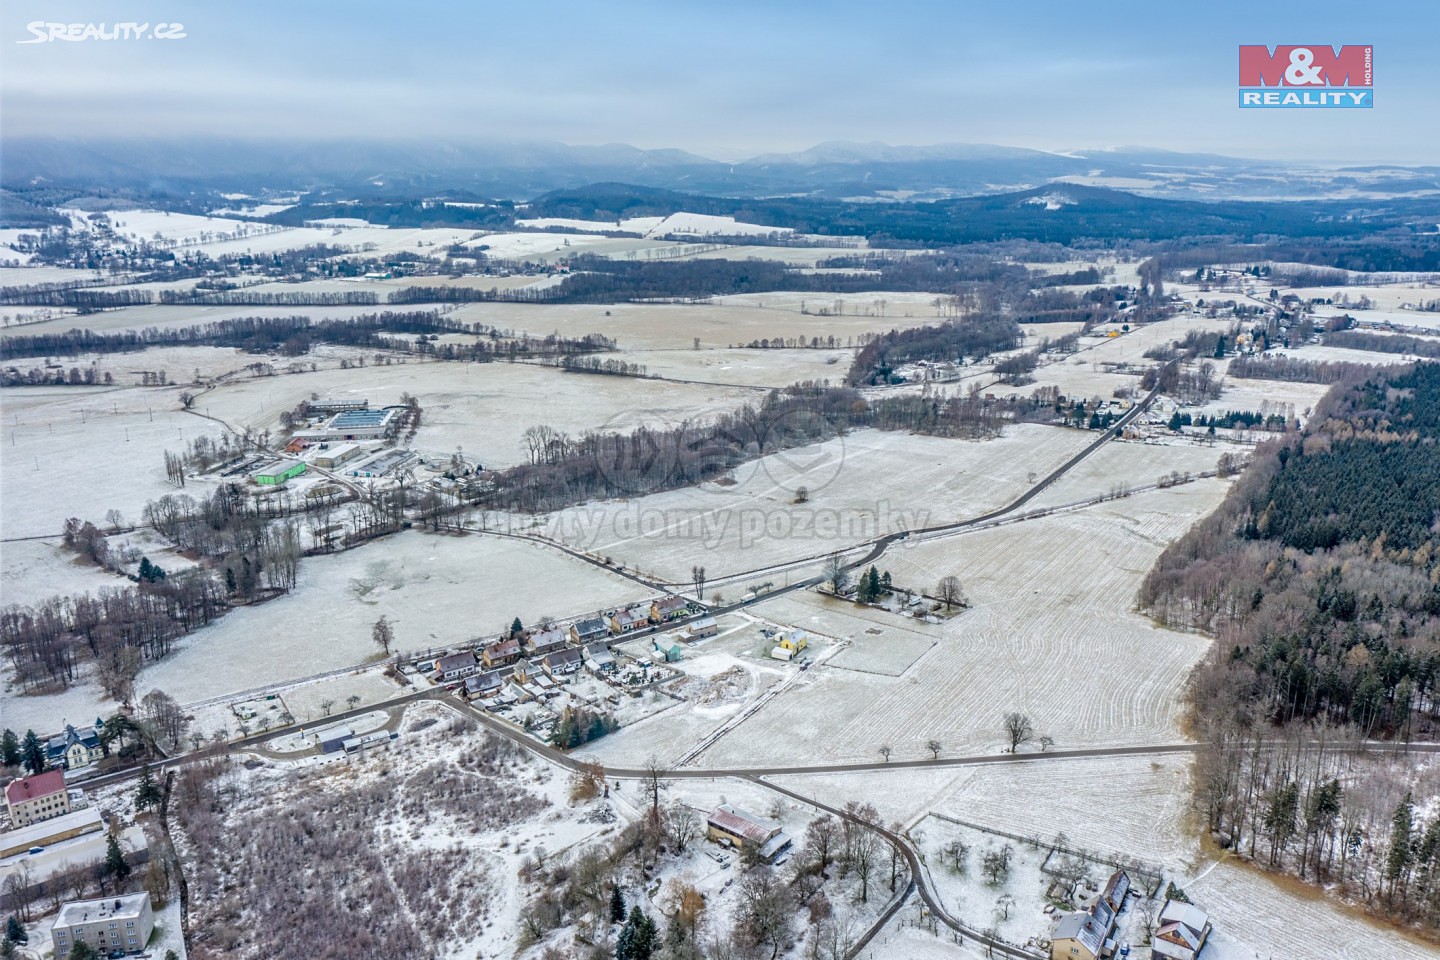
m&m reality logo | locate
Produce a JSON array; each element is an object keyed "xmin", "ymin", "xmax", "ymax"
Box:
[{"xmin": 1239, "ymin": 45, "xmax": 1373, "ymax": 108}]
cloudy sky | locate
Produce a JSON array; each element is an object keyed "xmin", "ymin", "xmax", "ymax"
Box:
[{"xmin": 3, "ymin": 0, "xmax": 1436, "ymax": 163}]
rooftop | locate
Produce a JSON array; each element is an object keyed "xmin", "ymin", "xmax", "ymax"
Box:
[
  {"xmin": 707, "ymin": 803, "xmax": 779, "ymax": 847},
  {"xmin": 55, "ymin": 892, "xmax": 150, "ymax": 927},
  {"xmin": 329, "ymin": 408, "xmax": 395, "ymax": 429},
  {"xmin": 6, "ymin": 770, "xmax": 67, "ymax": 806}
]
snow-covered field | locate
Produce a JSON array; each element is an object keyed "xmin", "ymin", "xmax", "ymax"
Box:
[
  {"xmin": 0, "ymin": 385, "xmax": 221, "ymax": 539},
  {"xmin": 0, "ymin": 538, "xmax": 130, "ymax": 607},
  {"xmin": 539, "ymin": 424, "xmax": 1094, "ymax": 582},
  {"xmin": 621, "ymin": 347, "xmax": 855, "ymax": 387},
  {"xmin": 2, "ymin": 531, "xmax": 651, "ymax": 732},
  {"xmin": 1020, "ymin": 438, "xmax": 1227, "ymax": 511},
  {"xmin": 198, "ymin": 358, "xmax": 763, "ymax": 469},
  {"xmin": 690, "ymin": 480, "xmax": 1226, "ymax": 769}
]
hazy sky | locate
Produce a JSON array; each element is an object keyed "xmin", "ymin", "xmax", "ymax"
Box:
[{"xmin": 3, "ymin": 0, "xmax": 1437, "ymax": 163}]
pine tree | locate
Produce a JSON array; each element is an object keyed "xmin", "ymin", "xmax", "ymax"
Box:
[
  {"xmin": 134, "ymin": 764, "xmax": 162, "ymax": 813},
  {"xmin": 138, "ymin": 557, "xmax": 153, "ymax": 582},
  {"xmin": 1386, "ymin": 792, "xmax": 1414, "ymax": 902},
  {"xmin": 4, "ymin": 915, "xmax": 23, "ymax": 943},
  {"xmin": 635, "ymin": 912, "xmax": 658, "ymax": 960},
  {"xmin": 0, "ymin": 729, "xmax": 19, "ymax": 768},
  {"xmin": 105, "ymin": 832, "xmax": 131, "ymax": 884},
  {"xmin": 866, "ymin": 566, "xmax": 881, "ymax": 602},
  {"xmin": 615, "ymin": 917, "xmax": 637, "ymax": 960},
  {"xmin": 510, "ymin": 617, "xmax": 524, "ymax": 637},
  {"xmin": 609, "ymin": 884, "xmax": 626, "ymax": 923},
  {"xmin": 880, "ymin": 571, "xmax": 892, "ymax": 594},
  {"xmin": 20, "ymin": 730, "xmax": 43, "ymax": 775}
]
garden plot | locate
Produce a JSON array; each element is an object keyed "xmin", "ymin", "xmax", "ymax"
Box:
[
  {"xmin": 0, "ymin": 385, "xmax": 222, "ymax": 539},
  {"xmin": 1186, "ymin": 861, "xmax": 1437, "ymax": 960},
  {"xmin": 584, "ymin": 620, "xmax": 795, "ymax": 768},
  {"xmin": 199, "ymin": 359, "xmax": 759, "ymax": 469},
  {"xmin": 449, "ymin": 299, "xmax": 936, "ymax": 352},
  {"xmin": 279, "ymin": 669, "xmax": 405, "ymax": 724},
  {"xmin": 916, "ymin": 817, "xmax": 1080, "ymax": 953},
  {"xmin": 697, "ymin": 481, "xmax": 1225, "ymax": 770},
  {"xmin": 1020, "ymin": 438, "xmax": 1228, "ymax": 511},
  {"xmin": 754, "ymin": 591, "xmax": 940, "ymax": 677},
  {"xmin": 933, "ymin": 754, "xmax": 1196, "ymax": 866},
  {"xmin": 2, "ymin": 531, "xmax": 650, "ymax": 733},
  {"xmin": 540, "ymin": 424, "xmax": 1093, "ymax": 583},
  {"xmin": 0, "ymin": 539, "xmax": 127, "ymax": 609}
]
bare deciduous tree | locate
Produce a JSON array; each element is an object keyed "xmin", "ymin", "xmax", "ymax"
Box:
[
  {"xmin": 937, "ymin": 575, "xmax": 966, "ymax": 611},
  {"xmin": 1003, "ymin": 712, "xmax": 1034, "ymax": 752}
]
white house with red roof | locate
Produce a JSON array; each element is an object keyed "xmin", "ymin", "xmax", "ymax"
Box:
[{"xmin": 5, "ymin": 770, "xmax": 72, "ymax": 827}]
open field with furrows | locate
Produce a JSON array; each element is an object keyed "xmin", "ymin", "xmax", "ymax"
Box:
[
  {"xmin": 1018, "ymin": 437, "xmax": 1227, "ymax": 511},
  {"xmin": 708, "ymin": 290, "xmax": 955, "ymax": 317},
  {"xmin": 450, "ymin": 299, "xmax": 941, "ymax": 351},
  {"xmin": 1, "ymin": 530, "xmax": 652, "ymax": 733},
  {"xmin": 537, "ymin": 424, "xmax": 1094, "ymax": 583},
  {"xmin": 614, "ymin": 346, "xmax": 855, "ymax": 387},
  {"xmin": 198, "ymin": 358, "xmax": 762, "ymax": 468},
  {"xmin": 695, "ymin": 480, "xmax": 1228, "ymax": 768},
  {"xmin": 0, "ymin": 384, "xmax": 222, "ymax": 539},
  {"xmin": 1188, "ymin": 861, "xmax": 1440, "ymax": 960}
]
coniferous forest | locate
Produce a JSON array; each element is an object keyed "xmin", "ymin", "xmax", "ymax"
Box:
[{"xmin": 1141, "ymin": 362, "xmax": 1440, "ymax": 929}]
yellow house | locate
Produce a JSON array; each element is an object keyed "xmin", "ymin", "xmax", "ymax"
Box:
[{"xmin": 778, "ymin": 630, "xmax": 808, "ymax": 654}]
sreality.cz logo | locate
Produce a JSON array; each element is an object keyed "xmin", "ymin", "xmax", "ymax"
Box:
[{"xmin": 1239, "ymin": 45, "xmax": 1372, "ymax": 108}]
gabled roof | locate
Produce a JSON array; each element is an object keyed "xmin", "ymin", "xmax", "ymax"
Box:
[
  {"xmin": 6, "ymin": 770, "xmax": 66, "ymax": 806},
  {"xmin": 485, "ymin": 637, "xmax": 520, "ymax": 657},
  {"xmin": 652, "ymin": 596, "xmax": 688, "ymax": 613},
  {"xmin": 465, "ymin": 671, "xmax": 503, "ymax": 694},
  {"xmin": 527, "ymin": 628, "xmax": 568, "ymax": 651},
  {"xmin": 545, "ymin": 648, "xmax": 583, "ymax": 668},
  {"xmin": 572, "ymin": 618, "xmax": 608, "ymax": 636},
  {"xmin": 1052, "ymin": 911, "xmax": 1105, "ymax": 954},
  {"xmin": 1102, "ymin": 869, "xmax": 1130, "ymax": 907},
  {"xmin": 706, "ymin": 803, "xmax": 778, "ymax": 846},
  {"xmin": 435, "ymin": 652, "xmax": 476, "ymax": 673},
  {"xmin": 1159, "ymin": 899, "xmax": 1208, "ymax": 938}
]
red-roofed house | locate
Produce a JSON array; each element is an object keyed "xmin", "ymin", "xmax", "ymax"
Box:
[{"xmin": 5, "ymin": 770, "xmax": 72, "ymax": 827}]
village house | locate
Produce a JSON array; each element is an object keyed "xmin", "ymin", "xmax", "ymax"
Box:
[
  {"xmin": 686, "ymin": 616, "xmax": 719, "ymax": 639},
  {"xmin": 542, "ymin": 647, "xmax": 584, "ymax": 678},
  {"xmin": 525, "ymin": 628, "xmax": 569, "ymax": 658},
  {"xmin": 1051, "ymin": 870, "xmax": 1129, "ymax": 960},
  {"xmin": 608, "ymin": 606, "xmax": 650, "ymax": 635},
  {"xmin": 705, "ymin": 804, "xmax": 792, "ymax": 863},
  {"xmin": 1051, "ymin": 911, "xmax": 1107, "ymax": 960},
  {"xmin": 433, "ymin": 652, "xmax": 478, "ymax": 683},
  {"xmin": 777, "ymin": 630, "xmax": 808, "ymax": 655},
  {"xmin": 464, "ymin": 670, "xmax": 504, "ymax": 701},
  {"xmin": 5, "ymin": 771, "xmax": 72, "ymax": 828},
  {"xmin": 583, "ymin": 642, "xmax": 617, "ymax": 674},
  {"xmin": 45, "ymin": 723, "xmax": 104, "ymax": 770},
  {"xmin": 482, "ymin": 637, "xmax": 521, "ymax": 669},
  {"xmin": 1152, "ymin": 899, "xmax": 1210, "ymax": 960},
  {"xmin": 570, "ymin": 618, "xmax": 610, "ymax": 646},
  {"xmin": 649, "ymin": 595, "xmax": 690, "ymax": 623}
]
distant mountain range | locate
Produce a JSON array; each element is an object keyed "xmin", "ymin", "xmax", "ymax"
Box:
[{"xmin": 3, "ymin": 136, "xmax": 1439, "ymax": 203}]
